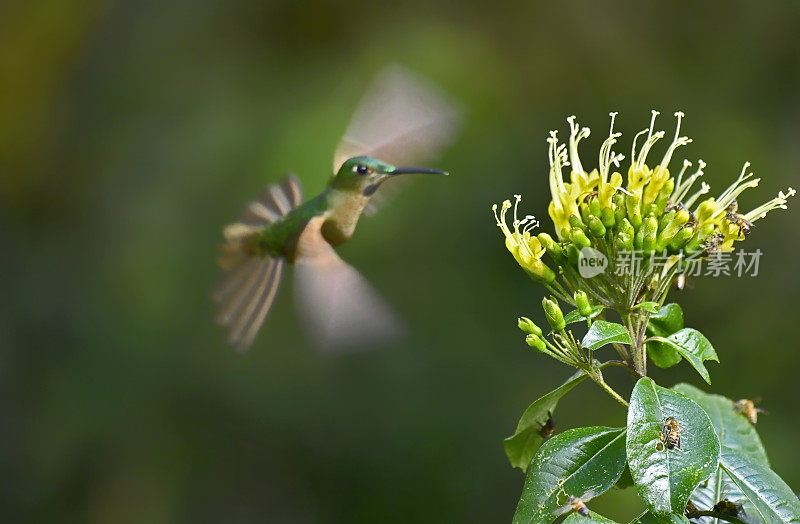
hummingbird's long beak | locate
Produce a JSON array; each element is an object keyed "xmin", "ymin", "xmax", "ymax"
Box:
[{"xmin": 390, "ymin": 166, "xmax": 449, "ymax": 176}]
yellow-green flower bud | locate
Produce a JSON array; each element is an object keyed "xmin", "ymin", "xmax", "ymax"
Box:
[
  {"xmin": 626, "ymin": 194, "xmax": 642, "ymax": 229},
  {"xmin": 668, "ymin": 225, "xmax": 695, "ymax": 251},
  {"xmin": 571, "ymin": 228, "xmax": 591, "ymax": 248},
  {"xmin": 659, "ymin": 210, "xmax": 676, "ymax": 231},
  {"xmin": 615, "ymin": 231, "xmax": 633, "ymax": 252},
  {"xmin": 634, "ymin": 226, "xmax": 644, "ymax": 250},
  {"xmin": 619, "ymin": 218, "xmax": 635, "ymax": 239},
  {"xmin": 574, "ymin": 290, "xmax": 592, "ymax": 317},
  {"xmin": 526, "ymin": 333, "xmax": 547, "ymax": 352},
  {"xmin": 601, "ymin": 206, "xmax": 615, "ymax": 228},
  {"xmin": 518, "ymin": 316, "xmax": 542, "ymax": 336},
  {"xmin": 587, "ymin": 215, "xmax": 606, "ymax": 238},
  {"xmin": 614, "ymin": 194, "xmax": 627, "ymax": 225},
  {"xmin": 537, "ymin": 232, "xmax": 555, "ymax": 250},
  {"xmin": 642, "ymin": 216, "xmax": 658, "ymax": 253},
  {"xmin": 580, "ymin": 202, "xmax": 591, "ymax": 224},
  {"xmin": 644, "ymin": 203, "xmax": 659, "ymax": 219},
  {"xmin": 653, "ymin": 178, "xmax": 675, "ymax": 211},
  {"xmin": 569, "ymin": 214, "xmax": 587, "ymax": 233},
  {"xmin": 542, "ymin": 297, "xmax": 565, "ymax": 332},
  {"xmin": 566, "ymin": 243, "xmax": 580, "ymax": 265},
  {"xmin": 588, "ymin": 199, "xmax": 602, "ymax": 219}
]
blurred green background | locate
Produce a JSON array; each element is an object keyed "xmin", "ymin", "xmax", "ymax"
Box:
[{"xmin": 3, "ymin": 1, "xmax": 800, "ymax": 522}]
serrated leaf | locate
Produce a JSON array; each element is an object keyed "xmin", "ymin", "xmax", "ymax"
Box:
[
  {"xmin": 564, "ymin": 305, "xmax": 605, "ymax": 326},
  {"xmin": 513, "ymin": 426, "xmax": 627, "ymax": 524},
  {"xmin": 626, "ymin": 378, "xmax": 720, "ymax": 516},
  {"xmin": 504, "ymin": 370, "xmax": 589, "ymax": 471},
  {"xmin": 582, "ymin": 321, "xmax": 631, "ymax": 350},
  {"xmin": 673, "ymin": 384, "xmax": 770, "ymax": 523},
  {"xmin": 630, "ymin": 511, "xmax": 690, "ymax": 523},
  {"xmin": 564, "ymin": 511, "xmax": 619, "ymax": 523},
  {"xmin": 719, "ymin": 446, "xmax": 800, "ymax": 523},
  {"xmin": 657, "ymin": 329, "xmax": 719, "ymax": 384}
]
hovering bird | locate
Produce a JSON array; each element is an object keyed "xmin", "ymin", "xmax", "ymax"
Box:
[{"xmin": 212, "ymin": 65, "xmax": 460, "ymax": 352}]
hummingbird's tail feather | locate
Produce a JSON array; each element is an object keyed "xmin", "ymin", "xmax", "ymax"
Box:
[
  {"xmin": 294, "ymin": 218, "xmax": 406, "ymax": 353},
  {"xmin": 213, "ymin": 174, "xmax": 303, "ymax": 351}
]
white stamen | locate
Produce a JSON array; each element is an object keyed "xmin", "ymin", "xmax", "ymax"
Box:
[
  {"xmin": 715, "ymin": 162, "xmax": 759, "ymax": 215},
  {"xmin": 744, "ymin": 187, "xmax": 796, "ymax": 222},
  {"xmin": 547, "ymin": 131, "xmax": 570, "ymax": 213},
  {"xmin": 599, "ymin": 112, "xmax": 624, "ymax": 183},
  {"xmin": 567, "ymin": 116, "xmax": 590, "ymax": 175},
  {"xmin": 657, "ymin": 112, "xmax": 692, "ymax": 174},
  {"xmin": 683, "ymin": 182, "xmax": 710, "ymax": 208},
  {"xmin": 673, "ymin": 160, "xmax": 706, "ymax": 203}
]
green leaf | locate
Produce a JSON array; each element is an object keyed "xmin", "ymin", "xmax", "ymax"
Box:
[
  {"xmin": 582, "ymin": 321, "xmax": 631, "ymax": 350},
  {"xmin": 648, "ymin": 303, "xmax": 684, "ymax": 336},
  {"xmin": 673, "ymin": 384, "xmax": 770, "ymax": 522},
  {"xmin": 671, "ymin": 384, "xmax": 768, "ymax": 465},
  {"xmin": 719, "ymin": 446, "xmax": 800, "ymax": 523},
  {"xmin": 626, "ymin": 378, "xmax": 721, "ymax": 516},
  {"xmin": 647, "ymin": 342, "xmax": 682, "ymax": 369},
  {"xmin": 513, "ymin": 426, "xmax": 627, "ymax": 524},
  {"xmin": 636, "ymin": 301, "xmax": 660, "ymax": 313},
  {"xmin": 564, "ymin": 305, "xmax": 605, "ymax": 326},
  {"xmin": 630, "ymin": 511, "xmax": 690, "ymax": 523},
  {"xmin": 504, "ymin": 370, "xmax": 588, "ymax": 471},
  {"xmin": 646, "ymin": 304, "xmax": 684, "ymax": 369},
  {"xmin": 564, "ymin": 511, "xmax": 619, "ymax": 523},
  {"xmin": 656, "ymin": 329, "xmax": 719, "ymax": 384}
]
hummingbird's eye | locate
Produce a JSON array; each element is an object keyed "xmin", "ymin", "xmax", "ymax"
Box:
[{"xmin": 353, "ymin": 164, "xmax": 371, "ymax": 176}]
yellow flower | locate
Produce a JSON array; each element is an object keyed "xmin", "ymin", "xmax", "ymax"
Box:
[
  {"xmin": 492, "ymin": 195, "xmax": 555, "ymax": 283},
  {"xmin": 538, "ymin": 111, "xmax": 794, "ymax": 249}
]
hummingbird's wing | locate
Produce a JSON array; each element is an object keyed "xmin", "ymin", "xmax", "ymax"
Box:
[
  {"xmin": 212, "ymin": 175, "xmax": 303, "ymax": 352},
  {"xmin": 294, "ymin": 217, "xmax": 406, "ymax": 352},
  {"xmin": 333, "ymin": 64, "xmax": 461, "ymax": 215}
]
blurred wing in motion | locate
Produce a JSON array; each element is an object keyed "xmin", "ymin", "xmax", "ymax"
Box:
[
  {"xmin": 294, "ymin": 217, "xmax": 406, "ymax": 352},
  {"xmin": 212, "ymin": 175, "xmax": 303, "ymax": 352},
  {"xmin": 333, "ymin": 64, "xmax": 462, "ymax": 215}
]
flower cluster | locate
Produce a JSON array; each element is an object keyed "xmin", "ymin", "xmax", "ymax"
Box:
[{"xmin": 492, "ymin": 111, "xmax": 794, "ymax": 301}]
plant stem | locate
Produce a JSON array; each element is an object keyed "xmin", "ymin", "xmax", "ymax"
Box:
[{"xmin": 588, "ymin": 371, "xmax": 629, "ymax": 408}]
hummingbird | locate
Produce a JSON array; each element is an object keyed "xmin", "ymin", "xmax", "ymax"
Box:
[{"xmin": 212, "ymin": 65, "xmax": 460, "ymax": 352}]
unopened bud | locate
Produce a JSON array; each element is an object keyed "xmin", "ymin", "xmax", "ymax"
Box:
[
  {"xmin": 526, "ymin": 333, "xmax": 547, "ymax": 352},
  {"xmin": 571, "ymin": 228, "xmax": 591, "ymax": 249},
  {"xmin": 574, "ymin": 290, "xmax": 592, "ymax": 317},
  {"xmin": 659, "ymin": 210, "xmax": 676, "ymax": 231},
  {"xmin": 619, "ymin": 218, "xmax": 635, "ymax": 238},
  {"xmin": 569, "ymin": 214, "xmax": 587, "ymax": 233},
  {"xmin": 566, "ymin": 244, "xmax": 580, "ymax": 265},
  {"xmin": 615, "ymin": 231, "xmax": 633, "ymax": 252},
  {"xmin": 587, "ymin": 215, "xmax": 606, "ymax": 238},
  {"xmin": 642, "ymin": 216, "xmax": 658, "ymax": 253},
  {"xmin": 654, "ymin": 179, "xmax": 675, "ymax": 211},
  {"xmin": 669, "ymin": 225, "xmax": 695, "ymax": 251},
  {"xmin": 588, "ymin": 198, "xmax": 602, "ymax": 218},
  {"xmin": 518, "ymin": 316, "xmax": 543, "ymax": 336},
  {"xmin": 580, "ymin": 202, "xmax": 591, "ymax": 223},
  {"xmin": 542, "ymin": 297, "xmax": 565, "ymax": 332},
  {"xmin": 601, "ymin": 206, "xmax": 615, "ymax": 228}
]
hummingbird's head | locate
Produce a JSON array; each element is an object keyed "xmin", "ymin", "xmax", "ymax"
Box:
[{"xmin": 332, "ymin": 156, "xmax": 448, "ymax": 196}]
